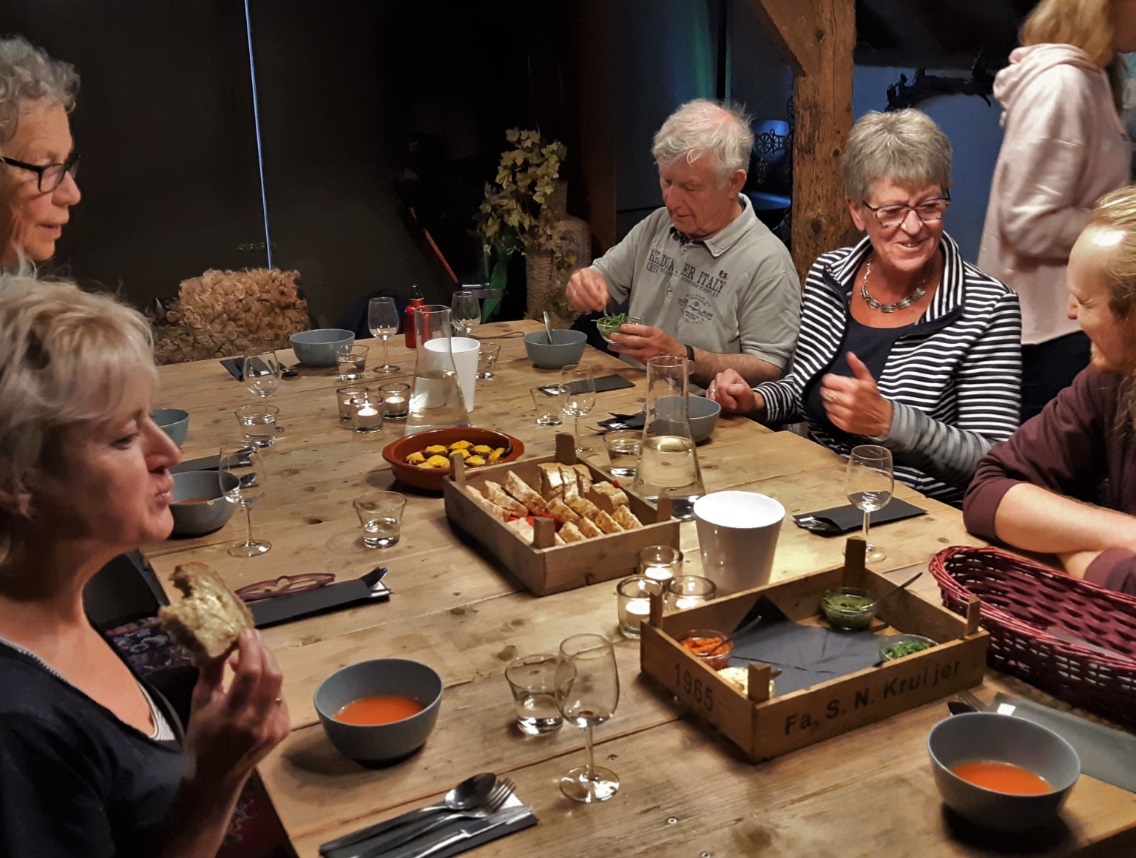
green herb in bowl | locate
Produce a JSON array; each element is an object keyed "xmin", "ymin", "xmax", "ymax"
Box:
[
  {"xmin": 596, "ymin": 314, "xmax": 641, "ymax": 343},
  {"xmin": 879, "ymin": 634, "xmax": 937, "ymax": 662},
  {"xmin": 820, "ymin": 587, "xmax": 878, "ymax": 631}
]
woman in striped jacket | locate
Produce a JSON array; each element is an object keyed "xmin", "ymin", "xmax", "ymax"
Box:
[{"xmin": 710, "ymin": 110, "xmax": 1022, "ymax": 505}]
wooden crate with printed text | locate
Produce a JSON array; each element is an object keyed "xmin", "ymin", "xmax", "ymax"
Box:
[
  {"xmin": 639, "ymin": 541, "xmax": 988, "ymax": 761},
  {"xmin": 443, "ymin": 434, "xmax": 679, "ymax": 596}
]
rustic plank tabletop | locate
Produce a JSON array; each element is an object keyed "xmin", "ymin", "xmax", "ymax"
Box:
[{"xmin": 144, "ymin": 320, "xmax": 1136, "ymax": 858}]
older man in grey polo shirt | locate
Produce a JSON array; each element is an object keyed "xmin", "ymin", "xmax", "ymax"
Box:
[{"xmin": 565, "ymin": 99, "xmax": 801, "ymax": 387}]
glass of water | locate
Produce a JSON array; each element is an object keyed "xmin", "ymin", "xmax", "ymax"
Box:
[
  {"xmin": 353, "ymin": 491, "xmax": 407, "ymax": 548},
  {"xmin": 504, "ymin": 653, "xmax": 563, "ymax": 735},
  {"xmin": 234, "ymin": 404, "xmax": 279, "ymax": 448}
]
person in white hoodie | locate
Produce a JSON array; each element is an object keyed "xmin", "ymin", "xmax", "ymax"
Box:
[{"xmin": 979, "ymin": 0, "xmax": 1136, "ymax": 421}]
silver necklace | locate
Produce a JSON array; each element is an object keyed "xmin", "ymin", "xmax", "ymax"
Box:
[{"xmin": 860, "ymin": 257, "xmax": 928, "ymax": 313}]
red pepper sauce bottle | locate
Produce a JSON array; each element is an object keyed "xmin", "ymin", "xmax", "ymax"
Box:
[{"xmin": 403, "ymin": 284, "xmax": 425, "ymax": 348}]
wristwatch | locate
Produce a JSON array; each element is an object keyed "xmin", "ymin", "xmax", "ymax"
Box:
[{"xmin": 683, "ymin": 343, "xmax": 695, "ymax": 362}]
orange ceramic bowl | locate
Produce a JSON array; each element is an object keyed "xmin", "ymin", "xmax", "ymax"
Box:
[{"xmin": 382, "ymin": 427, "xmax": 524, "ymax": 493}]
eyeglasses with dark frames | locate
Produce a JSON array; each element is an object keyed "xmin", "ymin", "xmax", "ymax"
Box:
[
  {"xmin": 0, "ymin": 151, "xmax": 80, "ymax": 193},
  {"xmin": 861, "ymin": 189, "xmax": 951, "ymax": 229}
]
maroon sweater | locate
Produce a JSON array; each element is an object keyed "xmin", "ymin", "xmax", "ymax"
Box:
[{"xmin": 963, "ymin": 368, "xmax": 1136, "ymax": 595}]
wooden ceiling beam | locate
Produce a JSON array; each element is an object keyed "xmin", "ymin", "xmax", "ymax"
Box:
[{"xmin": 745, "ymin": 0, "xmax": 857, "ymax": 283}]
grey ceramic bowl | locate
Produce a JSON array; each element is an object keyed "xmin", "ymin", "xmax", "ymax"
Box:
[
  {"xmin": 523, "ymin": 329, "xmax": 587, "ymax": 370},
  {"xmin": 315, "ymin": 658, "xmax": 444, "ymax": 764},
  {"xmin": 290, "ymin": 328, "xmax": 355, "ymax": 367},
  {"xmin": 644, "ymin": 396, "xmax": 721, "ymax": 443},
  {"xmin": 152, "ymin": 408, "xmax": 190, "ymax": 446},
  {"xmin": 169, "ymin": 470, "xmax": 239, "ymax": 537},
  {"xmin": 928, "ymin": 712, "xmax": 1080, "ymax": 831}
]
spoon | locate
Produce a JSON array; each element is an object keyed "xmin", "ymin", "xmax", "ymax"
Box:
[
  {"xmin": 542, "ymin": 310, "xmax": 554, "ymax": 344},
  {"xmin": 876, "ymin": 570, "xmax": 923, "ymax": 607},
  {"xmin": 318, "ymin": 772, "xmax": 496, "ymax": 852}
]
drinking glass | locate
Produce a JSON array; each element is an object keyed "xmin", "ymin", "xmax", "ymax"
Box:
[
  {"xmin": 219, "ymin": 443, "xmax": 270, "ymax": 557},
  {"xmin": 560, "ymin": 364, "xmax": 596, "ymax": 453},
  {"xmin": 450, "ymin": 290, "xmax": 481, "ymax": 336},
  {"xmin": 243, "ymin": 347, "xmax": 281, "ymax": 399},
  {"xmin": 336, "ymin": 344, "xmax": 368, "ymax": 381},
  {"xmin": 554, "ymin": 633, "xmax": 620, "ymax": 803},
  {"xmin": 367, "ymin": 297, "xmax": 401, "ymax": 374},
  {"xmin": 845, "ymin": 444, "xmax": 894, "ymax": 564}
]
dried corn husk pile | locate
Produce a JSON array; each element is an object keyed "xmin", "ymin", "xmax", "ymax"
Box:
[{"xmin": 152, "ymin": 268, "xmax": 311, "ymax": 365}]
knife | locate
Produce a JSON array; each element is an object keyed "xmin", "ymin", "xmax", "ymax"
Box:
[
  {"xmin": 393, "ymin": 806, "xmax": 533, "ymax": 858},
  {"xmin": 993, "ymin": 693, "xmax": 1136, "ymax": 792}
]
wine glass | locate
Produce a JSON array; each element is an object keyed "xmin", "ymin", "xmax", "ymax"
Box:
[
  {"xmin": 219, "ymin": 443, "xmax": 270, "ymax": 557},
  {"xmin": 450, "ymin": 290, "xmax": 480, "ymax": 336},
  {"xmin": 845, "ymin": 444, "xmax": 894, "ymax": 564},
  {"xmin": 368, "ymin": 297, "xmax": 401, "ymax": 374},
  {"xmin": 243, "ymin": 347, "xmax": 281, "ymax": 399},
  {"xmin": 560, "ymin": 363, "xmax": 596, "ymax": 453},
  {"xmin": 554, "ymin": 633, "xmax": 620, "ymax": 803}
]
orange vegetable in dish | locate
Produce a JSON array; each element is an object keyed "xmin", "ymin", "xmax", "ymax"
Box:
[
  {"xmin": 950, "ymin": 761, "xmax": 1052, "ymax": 795},
  {"xmin": 681, "ymin": 635, "xmax": 727, "ymax": 656},
  {"xmin": 334, "ymin": 694, "xmax": 425, "ymax": 725}
]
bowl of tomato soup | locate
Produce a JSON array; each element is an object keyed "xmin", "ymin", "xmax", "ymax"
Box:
[
  {"xmin": 928, "ymin": 712, "xmax": 1080, "ymax": 831},
  {"xmin": 315, "ymin": 658, "xmax": 444, "ymax": 763}
]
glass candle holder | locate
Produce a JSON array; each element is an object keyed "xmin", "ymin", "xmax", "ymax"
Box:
[
  {"xmin": 616, "ymin": 576, "xmax": 661, "ymax": 639},
  {"xmin": 664, "ymin": 575, "xmax": 716, "ymax": 612},
  {"xmin": 336, "ymin": 384, "xmax": 369, "ymax": 422},
  {"xmin": 378, "ymin": 381, "xmax": 410, "ymax": 421},
  {"xmin": 350, "ymin": 392, "xmax": 384, "ymax": 433},
  {"xmin": 336, "ymin": 344, "xmax": 369, "ymax": 381},
  {"xmin": 639, "ymin": 545, "xmax": 683, "ymax": 583}
]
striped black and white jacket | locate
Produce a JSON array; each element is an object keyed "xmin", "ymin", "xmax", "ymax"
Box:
[{"xmin": 755, "ymin": 233, "xmax": 1022, "ymax": 505}]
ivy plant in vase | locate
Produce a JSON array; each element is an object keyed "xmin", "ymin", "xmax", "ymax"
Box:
[{"xmin": 477, "ymin": 128, "xmax": 575, "ymax": 322}]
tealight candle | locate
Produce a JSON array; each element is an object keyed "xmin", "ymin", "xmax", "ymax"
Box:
[
  {"xmin": 351, "ymin": 393, "xmax": 384, "ymax": 433},
  {"xmin": 617, "ymin": 576, "xmax": 661, "ymax": 639},
  {"xmin": 639, "ymin": 545, "xmax": 683, "ymax": 583},
  {"xmin": 664, "ymin": 575, "xmax": 716, "ymax": 613},
  {"xmin": 379, "ymin": 381, "xmax": 410, "ymax": 421},
  {"xmin": 336, "ymin": 384, "xmax": 369, "ymax": 422}
]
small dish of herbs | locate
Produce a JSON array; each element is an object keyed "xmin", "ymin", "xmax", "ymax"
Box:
[
  {"xmin": 820, "ymin": 587, "xmax": 878, "ymax": 631},
  {"xmin": 596, "ymin": 313, "xmax": 641, "ymax": 343},
  {"xmin": 879, "ymin": 634, "xmax": 937, "ymax": 662}
]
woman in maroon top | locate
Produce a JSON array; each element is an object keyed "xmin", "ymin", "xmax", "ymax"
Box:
[{"xmin": 964, "ymin": 186, "xmax": 1136, "ymax": 595}]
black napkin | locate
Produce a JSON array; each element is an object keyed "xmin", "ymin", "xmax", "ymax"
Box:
[
  {"xmin": 220, "ymin": 357, "xmax": 243, "ymax": 382},
  {"xmin": 793, "ymin": 497, "xmax": 926, "ymax": 535},
  {"xmin": 537, "ymin": 374, "xmax": 634, "ymax": 396},
  {"xmin": 727, "ymin": 598, "xmax": 881, "ymax": 695},
  {"xmin": 598, "ymin": 412, "xmax": 645, "ymax": 432},
  {"xmin": 248, "ymin": 568, "xmax": 390, "ymax": 628}
]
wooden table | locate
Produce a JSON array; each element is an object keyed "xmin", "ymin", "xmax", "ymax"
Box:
[{"xmin": 145, "ymin": 321, "xmax": 1136, "ymax": 857}]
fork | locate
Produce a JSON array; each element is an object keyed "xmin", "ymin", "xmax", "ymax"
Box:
[
  {"xmin": 350, "ymin": 778, "xmax": 516, "ymax": 858},
  {"xmin": 957, "ymin": 688, "xmax": 988, "ymax": 712}
]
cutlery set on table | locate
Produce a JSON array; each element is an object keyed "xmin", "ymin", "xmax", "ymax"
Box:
[{"xmin": 319, "ymin": 774, "xmax": 533, "ymax": 858}]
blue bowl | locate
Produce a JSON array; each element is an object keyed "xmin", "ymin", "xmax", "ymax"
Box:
[
  {"xmin": 290, "ymin": 328, "xmax": 355, "ymax": 367},
  {"xmin": 315, "ymin": 658, "xmax": 444, "ymax": 764},
  {"xmin": 152, "ymin": 408, "xmax": 190, "ymax": 446},
  {"xmin": 170, "ymin": 470, "xmax": 238, "ymax": 537}
]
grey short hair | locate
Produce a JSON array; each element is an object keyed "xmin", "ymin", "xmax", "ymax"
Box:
[
  {"xmin": 0, "ymin": 273, "xmax": 155, "ymax": 565},
  {"xmin": 0, "ymin": 35, "xmax": 79, "ymax": 145},
  {"xmin": 651, "ymin": 99, "xmax": 754, "ymax": 182},
  {"xmin": 841, "ymin": 109, "xmax": 952, "ymax": 201}
]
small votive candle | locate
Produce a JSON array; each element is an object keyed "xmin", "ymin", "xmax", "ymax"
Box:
[
  {"xmin": 664, "ymin": 575, "xmax": 716, "ymax": 613},
  {"xmin": 336, "ymin": 384, "xmax": 369, "ymax": 422},
  {"xmin": 617, "ymin": 576, "xmax": 660, "ymax": 639},
  {"xmin": 379, "ymin": 381, "xmax": 410, "ymax": 421},
  {"xmin": 639, "ymin": 545, "xmax": 683, "ymax": 583},
  {"xmin": 351, "ymin": 393, "xmax": 384, "ymax": 433}
]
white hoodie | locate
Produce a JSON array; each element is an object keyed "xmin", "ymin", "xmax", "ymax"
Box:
[{"xmin": 978, "ymin": 44, "xmax": 1131, "ymax": 345}]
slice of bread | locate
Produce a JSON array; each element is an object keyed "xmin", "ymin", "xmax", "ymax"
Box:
[
  {"xmin": 506, "ymin": 517, "xmax": 536, "ymax": 544},
  {"xmin": 588, "ymin": 481, "xmax": 629, "ymax": 513},
  {"xmin": 566, "ymin": 495, "xmax": 602, "ymax": 520},
  {"xmin": 571, "ymin": 463, "xmax": 593, "ymax": 495},
  {"xmin": 559, "ymin": 521, "xmax": 587, "ymax": 543},
  {"xmin": 504, "ymin": 471, "xmax": 548, "ymax": 515},
  {"xmin": 482, "ymin": 480, "xmax": 529, "ymax": 518},
  {"xmin": 612, "ymin": 504, "xmax": 643, "ymax": 530},
  {"xmin": 464, "ymin": 486, "xmax": 511, "ymax": 522},
  {"xmin": 537, "ymin": 463, "xmax": 566, "ymax": 500},
  {"xmin": 576, "ymin": 516, "xmax": 604, "ymax": 538},
  {"xmin": 158, "ymin": 562, "xmax": 255, "ymax": 662},
  {"xmin": 592, "ymin": 509, "xmax": 624, "ymax": 534},
  {"xmin": 557, "ymin": 464, "xmax": 581, "ymax": 500},
  {"xmin": 547, "ymin": 499, "xmax": 581, "ymax": 524}
]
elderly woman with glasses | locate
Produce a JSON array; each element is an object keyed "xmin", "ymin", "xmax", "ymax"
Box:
[
  {"xmin": 710, "ymin": 109, "xmax": 1022, "ymax": 505},
  {"xmin": 0, "ymin": 36, "xmax": 81, "ymax": 266}
]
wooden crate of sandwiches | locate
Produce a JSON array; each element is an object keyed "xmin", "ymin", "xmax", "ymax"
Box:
[
  {"xmin": 443, "ymin": 434, "xmax": 679, "ymax": 596},
  {"xmin": 640, "ymin": 540, "xmax": 988, "ymax": 761}
]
